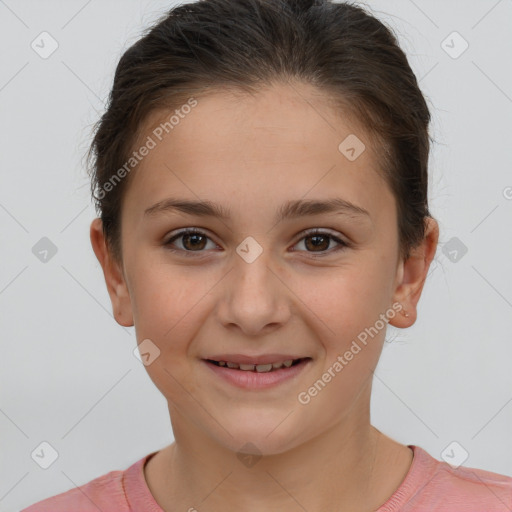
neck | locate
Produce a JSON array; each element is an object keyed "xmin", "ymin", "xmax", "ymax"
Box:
[{"xmin": 144, "ymin": 399, "xmax": 412, "ymax": 511}]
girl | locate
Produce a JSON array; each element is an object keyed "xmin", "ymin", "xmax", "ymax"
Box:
[{"xmin": 23, "ymin": 0, "xmax": 512, "ymax": 510}]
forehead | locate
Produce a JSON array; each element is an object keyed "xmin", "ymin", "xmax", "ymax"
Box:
[
  {"xmin": 122, "ymin": 82, "xmax": 393, "ymax": 225},
  {"xmin": 140, "ymin": 82, "xmax": 372, "ymax": 164}
]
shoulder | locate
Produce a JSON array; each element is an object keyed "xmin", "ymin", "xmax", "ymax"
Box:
[
  {"xmin": 429, "ymin": 461, "xmax": 512, "ymax": 507},
  {"xmin": 399, "ymin": 445, "xmax": 512, "ymax": 511},
  {"xmin": 21, "ymin": 466, "xmax": 130, "ymax": 512}
]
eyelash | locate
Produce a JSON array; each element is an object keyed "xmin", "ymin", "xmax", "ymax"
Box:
[{"xmin": 163, "ymin": 228, "xmax": 349, "ymax": 258}]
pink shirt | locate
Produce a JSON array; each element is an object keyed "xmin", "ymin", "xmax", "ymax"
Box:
[{"xmin": 21, "ymin": 445, "xmax": 512, "ymax": 511}]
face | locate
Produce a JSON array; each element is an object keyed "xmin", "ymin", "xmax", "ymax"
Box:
[{"xmin": 92, "ymin": 82, "xmax": 436, "ymax": 456}]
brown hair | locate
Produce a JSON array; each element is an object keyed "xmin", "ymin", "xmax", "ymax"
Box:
[{"xmin": 87, "ymin": 0, "xmax": 433, "ymax": 264}]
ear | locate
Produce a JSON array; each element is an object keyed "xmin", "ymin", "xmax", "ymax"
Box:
[
  {"xmin": 388, "ymin": 217, "xmax": 439, "ymax": 328},
  {"xmin": 90, "ymin": 218, "xmax": 134, "ymax": 327}
]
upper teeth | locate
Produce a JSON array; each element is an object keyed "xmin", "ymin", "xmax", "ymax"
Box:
[{"xmin": 218, "ymin": 359, "xmax": 296, "ymax": 372}]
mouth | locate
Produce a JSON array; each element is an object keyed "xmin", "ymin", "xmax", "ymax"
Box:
[
  {"xmin": 202, "ymin": 356, "xmax": 313, "ymax": 390},
  {"xmin": 205, "ymin": 357, "xmax": 309, "ymax": 373}
]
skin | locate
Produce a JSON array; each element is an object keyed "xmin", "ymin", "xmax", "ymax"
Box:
[{"xmin": 90, "ymin": 81, "xmax": 439, "ymax": 511}]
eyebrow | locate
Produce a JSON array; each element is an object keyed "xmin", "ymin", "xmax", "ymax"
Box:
[{"xmin": 144, "ymin": 197, "xmax": 371, "ymax": 223}]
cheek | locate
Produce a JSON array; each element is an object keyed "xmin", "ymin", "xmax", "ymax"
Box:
[
  {"xmin": 304, "ymin": 261, "xmax": 391, "ymax": 335},
  {"xmin": 128, "ymin": 262, "xmax": 184, "ymax": 344},
  {"xmin": 127, "ymin": 264, "xmax": 203, "ymax": 399},
  {"xmin": 129, "ymin": 250, "xmax": 193, "ymax": 321},
  {"xmin": 298, "ymin": 257, "xmax": 393, "ymax": 390},
  {"xmin": 128, "ymin": 259, "xmax": 217, "ymax": 359},
  {"xmin": 295, "ymin": 270, "xmax": 387, "ymax": 419}
]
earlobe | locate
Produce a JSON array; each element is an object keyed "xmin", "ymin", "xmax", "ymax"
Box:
[
  {"xmin": 90, "ymin": 218, "xmax": 134, "ymax": 327},
  {"xmin": 388, "ymin": 217, "xmax": 439, "ymax": 328}
]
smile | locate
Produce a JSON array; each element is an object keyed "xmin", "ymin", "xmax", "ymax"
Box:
[
  {"xmin": 207, "ymin": 358, "xmax": 305, "ymax": 372},
  {"xmin": 202, "ymin": 357, "xmax": 312, "ymax": 389}
]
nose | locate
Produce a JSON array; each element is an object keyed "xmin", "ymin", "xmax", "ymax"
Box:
[{"xmin": 215, "ymin": 250, "xmax": 292, "ymax": 337}]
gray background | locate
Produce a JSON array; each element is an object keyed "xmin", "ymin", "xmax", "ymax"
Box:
[{"xmin": 1, "ymin": 0, "xmax": 511, "ymax": 510}]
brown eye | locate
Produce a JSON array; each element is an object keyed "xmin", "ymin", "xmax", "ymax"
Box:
[
  {"xmin": 292, "ymin": 229, "xmax": 348, "ymax": 256},
  {"xmin": 164, "ymin": 228, "xmax": 348, "ymax": 258},
  {"xmin": 181, "ymin": 232, "xmax": 207, "ymax": 251},
  {"xmin": 165, "ymin": 229, "xmax": 216, "ymax": 254},
  {"xmin": 304, "ymin": 234, "xmax": 330, "ymax": 251}
]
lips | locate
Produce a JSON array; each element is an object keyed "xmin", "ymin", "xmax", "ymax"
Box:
[
  {"xmin": 202, "ymin": 353, "xmax": 309, "ymax": 366},
  {"xmin": 202, "ymin": 353, "xmax": 312, "ymax": 374},
  {"xmin": 206, "ymin": 358, "xmax": 307, "ymax": 372},
  {"xmin": 203, "ymin": 356, "xmax": 312, "ymax": 389},
  {"xmin": 203, "ymin": 353, "xmax": 310, "ymax": 364}
]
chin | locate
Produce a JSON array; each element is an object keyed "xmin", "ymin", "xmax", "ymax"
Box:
[{"xmin": 215, "ymin": 416, "xmax": 305, "ymax": 457}]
